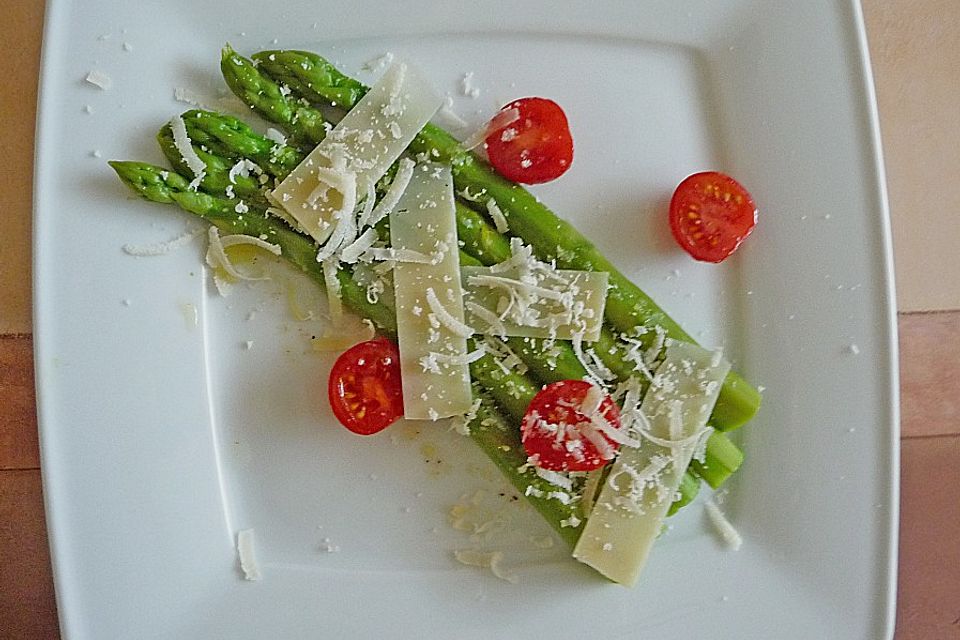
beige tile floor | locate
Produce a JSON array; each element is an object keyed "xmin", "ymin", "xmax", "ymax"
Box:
[{"xmin": 2, "ymin": 1, "xmax": 958, "ymax": 637}]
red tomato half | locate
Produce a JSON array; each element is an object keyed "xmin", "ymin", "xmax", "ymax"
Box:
[
  {"xmin": 484, "ymin": 97, "xmax": 574, "ymax": 184},
  {"xmin": 521, "ymin": 380, "xmax": 622, "ymax": 472},
  {"xmin": 668, "ymin": 171, "xmax": 758, "ymax": 263},
  {"xmin": 328, "ymin": 339, "xmax": 404, "ymax": 435}
]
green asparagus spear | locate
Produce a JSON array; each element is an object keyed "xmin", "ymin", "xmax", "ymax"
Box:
[{"xmin": 249, "ymin": 48, "xmax": 761, "ymax": 432}]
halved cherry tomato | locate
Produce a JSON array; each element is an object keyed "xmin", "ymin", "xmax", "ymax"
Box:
[
  {"xmin": 328, "ymin": 338, "xmax": 404, "ymax": 435},
  {"xmin": 484, "ymin": 97, "xmax": 573, "ymax": 184},
  {"xmin": 668, "ymin": 171, "xmax": 757, "ymax": 263},
  {"xmin": 520, "ymin": 380, "xmax": 622, "ymax": 472}
]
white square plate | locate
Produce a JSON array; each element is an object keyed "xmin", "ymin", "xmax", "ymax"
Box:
[{"xmin": 33, "ymin": 1, "xmax": 898, "ymax": 638}]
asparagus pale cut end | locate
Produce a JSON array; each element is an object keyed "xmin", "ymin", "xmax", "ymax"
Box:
[{"xmin": 572, "ymin": 341, "xmax": 731, "ymax": 586}]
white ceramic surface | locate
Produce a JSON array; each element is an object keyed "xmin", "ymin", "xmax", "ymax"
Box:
[{"xmin": 33, "ymin": 1, "xmax": 898, "ymax": 638}]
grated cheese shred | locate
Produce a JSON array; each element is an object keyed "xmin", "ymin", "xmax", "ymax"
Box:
[
  {"xmin": 425, "ymin": 287, "xmax": 475, "ymax": 338},
  {"xmin": 169, "ymin": 115, "xmax": 206, "ymax": 187},
  {"xmin": 705, "ymin": 498, "xmax": 743, "ymax": 550}
]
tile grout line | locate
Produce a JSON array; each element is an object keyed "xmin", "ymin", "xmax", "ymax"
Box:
[
  {"xmin": 897, "ymin": 309, "xmax": 960, "ymax": 317},
  {"xmin": 900, "ymin": 433, "xmax": 960, "ymax": 442}
]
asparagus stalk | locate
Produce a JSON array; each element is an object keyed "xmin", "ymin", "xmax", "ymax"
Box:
[
  {"xmin": 248, "ymin": 48, "xmax": 761, "ymax": 432},
  {"xmin": 171, "ymin": 109, "xmax": 739, "ymax": 491}
]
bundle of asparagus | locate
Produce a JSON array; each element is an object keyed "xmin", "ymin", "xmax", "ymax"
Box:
[{"xmin": 109, "ymin": 45, "xmax": 760, "ymax": 548}]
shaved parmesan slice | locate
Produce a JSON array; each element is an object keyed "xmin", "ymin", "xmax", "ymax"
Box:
[
  {"xmin": 270, "ymin": 62, "xmax": 442, "ymax": 244},
  {"xmin": 236, "ymin": 529, "xmax": 262, "ymax": 581},
  {"xmin": 205, "ymin": 227, "xmax": 281, "ymax": 284},
  {"xmin": 462, "ymin": 267, "xmax": 608, "ymax": 341},
  {"xmin": 572, "ymin": 341, "xmax": 730, "ymax": 586},
  {"xmin": 390, "ymin": 163, "xmax": 472, "ymax": 420}
]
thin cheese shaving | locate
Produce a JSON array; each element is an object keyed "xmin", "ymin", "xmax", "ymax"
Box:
[
  {"xmin": 534, "ymin": 467, "xmax": 574, "ymax": 492},
  {"xmin": 705, "ymin": 499, "xmax": 743, "ymax": 550},
  {"xmin": 420, "ymin": 348, "xmax": 485, "ymax": 370},
  {"xmin": 486, "ymin": 198, "xmax": 509, "ymax": 233},
  {"xmin": 205, "ymin": 227, "xmax": 279, "ymax": 283},
  {"xmin": 425, "ymin": 288, "xmax": 475, "ymax": 338},
  {"xmin": 459, "ymin": 107, "xmax": 521, "ymax": 151},
  {"xmin": 339, "ymin": 227, "xmax": 379, "ymax": 264},
  {"xmin": 363, "ymin": 247, "xmax": 435, "ymax": 264},
  {"xmin": 315, "ymin": 207, "xmax": 358, "ymax": 262},
  {"xmin": 452, "ymin": 549, "xmax": 518, "ymax": 584},
  {"xmin": 362, "ymin": 158, "xmax": 415, "ymax": 229},
  {"xmin": 358, "ymin": 178, "xmax": 376, "ymax": 229},
  {"xmin": 322, "ymin": 257, "xmax": 344, "ymax": 326},
  {"xmin": 465, "ymin": 301, "xmax": 507, "ymax": 335},
  {"xmin": 219, "ymin": 234, "xmax": 282, "ymax": 255},
  {"xmin": 169, "ymin": 115, "xmax": 206, "ymax": 181},
  {"xmin": 236, "ymin": 529, "xmax": 262, "ymax": 581}
]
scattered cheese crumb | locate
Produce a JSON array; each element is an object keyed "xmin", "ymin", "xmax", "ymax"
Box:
[
  {"xmin": 85, "ymin": 70, "xmax": 112, "ymax": 90},
  {"xmin": 847, "ymin": 343, "xmax": 860, "ymax": 355},
  {"xmin": 121, "ymin": 227, "xmax": 203, "ymax": 257},
  {"xmin": 122, "ymin": 42, "xmax": 133, "ymax": 52},
  {"xmin": 90, "ymin": 150, "xmax": 102, "ymax": 158},
  {"xmin": 243, "ymin": 341, "xmax": 253, "ymax": 350},
  {"xmin": 173, "ymin": 87, "xmax": 210, "ymax": 109},
  {"xmin": 460, "ymin": 72, "xmax": 480, "ymax": 98},
  {"xmin": 83, "ymin": 105, "xmax": 93, "ymax": 114}
]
